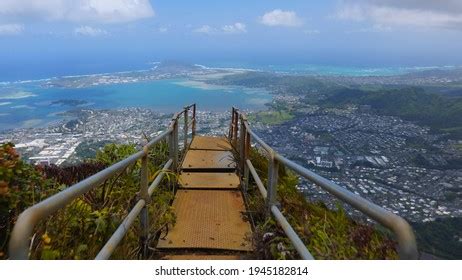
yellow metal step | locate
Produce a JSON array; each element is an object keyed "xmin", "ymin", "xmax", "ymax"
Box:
[
  {"xmin": 190, "ymin": 136, "xmax": 232, "ymax": 151},
  {"xmin": 179, "ymin": 172, "xmax": 240, "ymax": 189},
  {"xmin": 182, "ymin": 150, "xmax": 236, "ymax": 171},
  {"xmin": 156, "ymin": 190, "xmax": 252, "ymax": 251}
]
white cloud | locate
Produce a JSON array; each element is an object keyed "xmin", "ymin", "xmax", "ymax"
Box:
[
  {"xmin": 158, "ymin": 27, "xmax": 168, "ymax": 33},
  {"xmin": 222, "ymin": 22, "xmax": 247, "ymax": 33},
  {"xmin": 259, "ymin": 9, "xmax": 303, "ymax": 27},
  {"xmin": 74, "ymin": 25, "xmax": 107, "ymax": 36},
  {"xmin": 0, "ymin": 0, "xmax": 154, "ymax": 24},
  {"xmin": 194, "ymin": 23, "xmax": 247, "ymax": 35},
  {"xmin": 193, "ymin": 25, "xmax": 214, "ymax": 34},
  {"xmin": 335, "ymin": 0, "xmax": 462, "ymax": 30},
  {"xmin": 0, "ymin": 23, "xmax": 24, "ymax": 35}
]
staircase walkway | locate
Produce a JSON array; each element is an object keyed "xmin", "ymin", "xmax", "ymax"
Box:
[{"xmin": 156, "ymin": 135, "xmax": 253, "ymax": 259}]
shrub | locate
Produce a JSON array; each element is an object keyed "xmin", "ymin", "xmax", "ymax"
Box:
[{"xmin": 246, "ymin": 147, "xmax": 398, "ymax": 259}]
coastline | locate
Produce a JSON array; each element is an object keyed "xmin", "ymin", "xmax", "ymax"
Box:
[{"xmin": 1, "ymin": 62, "xmax": 461, "ymax": 86}]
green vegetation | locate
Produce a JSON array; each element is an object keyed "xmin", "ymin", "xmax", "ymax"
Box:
[
  {"xmin": 215, "ymin": 72, "xmax": 334, "ymax": 95},
  {"xmin": 412, "ymin": 218, "xmax": 462, "ymax": 259},
  {"xmin": 455, "ymin": 143, "xmax": 462, "ymax": 151},
  {"xmin": 73, "ymin": 140, "xmax": 112, "ymax": 161},
  {"xmin": 0, "ymin": 142, "xmax": 175, "ymax": 259},
  {"xmin": 323, "ymin": 87, "xmax": 462, "ymax": 138},
  {"xmin": 246, "ymin": 148, "xmax": 398, "ymax": 259},
  {"xmin": 248, "ymin": 110, "xmax": 294, "ymax": 125},
  {"xmin": 218, "ymin": 72, "xmax": 462, "ymax": 138},
  {"xmin": 1, "ymin": 141, "xmax": 400, "ymax": 260}
]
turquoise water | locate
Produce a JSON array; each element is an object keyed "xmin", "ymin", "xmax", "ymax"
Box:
[
  {"xmin": 0, "ymin": 79, "xmax": 271, "ymax": 131},
  {"xmin": 201, "ymin": 62, "xmax": 459, "ymax": 76}
]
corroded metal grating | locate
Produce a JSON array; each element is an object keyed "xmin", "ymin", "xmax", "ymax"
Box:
[
  {"xmin": 190, "ymin": 136, "xmax": 232, "ymax": 151},
  {"xmin": 179, "ymin": 172, "xmax": 240, "ymax": 189},
  {"xmin": 157, "ymin": 190, "xmax": 253, "ymax": 251},
  {"xmin": 182, "ymin": 150, "xmax": 236, "ymax": 170}
]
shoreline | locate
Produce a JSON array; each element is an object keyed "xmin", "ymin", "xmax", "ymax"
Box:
[{"xmin": 1, "ymin": 63, "xmax": 461, "ymax": 86}]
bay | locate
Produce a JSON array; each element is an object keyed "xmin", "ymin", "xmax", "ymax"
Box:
[{"xmin": 0, "ymin": 79, "xmax": 271, "ymax": 131}]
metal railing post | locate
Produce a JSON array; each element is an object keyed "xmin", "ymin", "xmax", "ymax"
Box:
[
  {"xmin": 229, "ymin": 107, "xmax": 235, "ymax": 140},
  {"xmin": 232, "ymin": 110, "xmax": 238, "ymax": 147},
  {"xmin": 139, "ymin": 153, "xmax": 150, "ymax": 258},
  {"xmin": 266, "ymin": 154, "xmax": 279, "ymax": 213},
  {"xmin": 174, "ymin": 119, "xmax": 179, "ymax": 172},
  {"xmin": 183, "ymin": 107, "xmax": 188, "ymax": 150},
  {"xmin": 239, "ymin": 116, "xmax": 246, "ymax": 174},
  {"xmin": 169, "ymin": 120, "xmax": 178, "ymax": 173},
  {"xmin": 192, "ymin": 104, "xmax": 196, "ymax": 137},
  {"xmin": 243, "ymin": 131, "xmax": 251, "ymax": 192}
]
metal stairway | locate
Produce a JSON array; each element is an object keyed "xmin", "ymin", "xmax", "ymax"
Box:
[{"xmin": 157, "ymin": 136, "xmax": 252, "ymax": 259}]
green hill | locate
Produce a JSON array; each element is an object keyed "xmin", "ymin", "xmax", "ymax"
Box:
[
  {"xmin": 323, "ymin": 87, "xmax": 462, "ymax": 138},
  {"xmin": 412, "ymin": 218, "xmax": 462, "ymax": 259}
]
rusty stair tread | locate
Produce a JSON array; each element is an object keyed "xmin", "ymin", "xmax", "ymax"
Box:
[
  {"xmin": 156, "ymin": 190, "xmax": 253, "ymax": 251},
  {"xmin": 182, "ymin": 150, "xmax": 236, "ymax": 170},
  {"xmin": 190, "ymin": 136, "xmax": 232, "ymax": 151},
  {"xmin": 179, "ymin": 172, "xmax": 240, "ymax": 189}
]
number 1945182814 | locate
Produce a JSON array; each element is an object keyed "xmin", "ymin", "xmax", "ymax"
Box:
[{"xmin": 248, "ymin": 266, "xmax": 309, "ymax": 276}]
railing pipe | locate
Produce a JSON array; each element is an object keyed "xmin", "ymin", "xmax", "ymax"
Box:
[
  {"xmin": 183, "ymin": 107, "xmax": 189, "ymax": 150},
  {"xmin": 232, "ymin": 111, "xmax": 238, "ymax": 147},
  {"xmin": 274, "ymin": 154, "xmax": 417, "ymax": 259},
  {"xmin": 239, "ymin": 116, "xmax": 246, "ymax": 174},
  {"xmin": 192, "ymin": 104, "xmax": 196, "ymax": 136},
  {"xmin": 246, "ymin": 160, "xmax": 267, "ymax": 199},
  {"xmin": 139, "ymin": 154, "xmax": 150, "ymax": 258},
  {"xmin": 271, "ymin": 205, "xmax": 314, "ymax": 260},
  {"xmin": 247, "ymin": 129, "xmax": 273, "ymax": 154},
  {"xmin": 8, "ymin": 150, "xmax": 145, "ymax": 259},
  {"xmin": 237, "ymin": 110, "xmax": 417, "ymax": 259},
  {"xmin": 148, "ymin": 159, "xmax": 173, "ymax": 196},
  {"xmin": 9, "ymin": 105, "xmax": 192, "ymax": 260},
  {"xmin": 96, "ymin": 159, "xmax": 173, "ymax": 260},
  {"xmin": 169, "ymin": 120, "xmax": 178, "ymax": 173},
  {"xmin": 266, "ymin": 154, "xmax": 279, "ymax": 212},
  {"xmin": 144, "ymin": 129, "xmax": 172, "ymax": 150},
  {"xmin": 244, "ymin": 131, "xmax": 251, "ymax": 191},
  {"xmin": 174, "ymin": 120, "xmax": 179, "ymax": 169},
  {"xmin": 95, "ymin": 200, "xmax": 145, "ymax": 260},
  {"xmin": 229, "ymin": 107, "xmax": 235, "ymax": 140}
]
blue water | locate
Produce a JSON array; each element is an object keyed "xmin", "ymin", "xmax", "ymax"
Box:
[
  {"xmin": 1, "ymin": 59, "xmax": 459, "ymax": 84},
  {"xmin": 2, "ymin": 61, "xmax": 459, "ymax": 131},
  {"xmin": 201, "ymin": 62, "xmax": 460, "ymax": 77},
  {"xmin": 0, "ymin": 79, "xmax": 271, "ymax": 131}
]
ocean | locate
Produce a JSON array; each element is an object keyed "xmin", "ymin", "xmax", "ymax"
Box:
[
  {"xmin": 0, "ymin": 79, "xmax": 271, "ymax": 131},
  {"xmin": 199, "ymin": 62, "xmax": 459, "ymax": 77},
  {"xmin": 1, "ymin": 61, "xmax": 458, "ymax": 131}
]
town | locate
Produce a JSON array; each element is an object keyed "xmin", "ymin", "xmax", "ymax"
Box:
[
  {"xmin": 0, "ymin": 108, "xmax": 230, "ymax": 165},
  {"xmin": 252, "ymin": 107, "xmax": 462, "ymax": 223},
  {"xmin": 2, "ymin": 104, "xmax": 461, "ymax": 225}
]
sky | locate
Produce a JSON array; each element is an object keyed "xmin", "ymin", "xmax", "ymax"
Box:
[{"xmin": 1, "ymin": 0, "xmax": 462, "ymax": 81}]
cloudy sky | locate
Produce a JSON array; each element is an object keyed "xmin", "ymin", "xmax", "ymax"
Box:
[{"xmin": 1, "ymin": 0, "xmax": 461, "ymax": 80}]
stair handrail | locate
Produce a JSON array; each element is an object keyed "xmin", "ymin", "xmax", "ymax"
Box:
[
  {"xmin": 8, "ymin": 104, "xmax": 196, "ymax": 259},
  {"xmin": 230, "ymin": 107, "xmax": 418, "ymax": 260}
]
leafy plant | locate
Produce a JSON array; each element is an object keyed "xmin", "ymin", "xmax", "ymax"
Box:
[
  {"xmin": 1, "ymin": 141, "xmax": 176, "ymax": 260},
  {"xmin": 1, "ymin": 143, "xmax": 61, "ymax": 259},
  {"xmin": 246, "ymin": 147, "xmax": 398, "ymax": 259}
]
